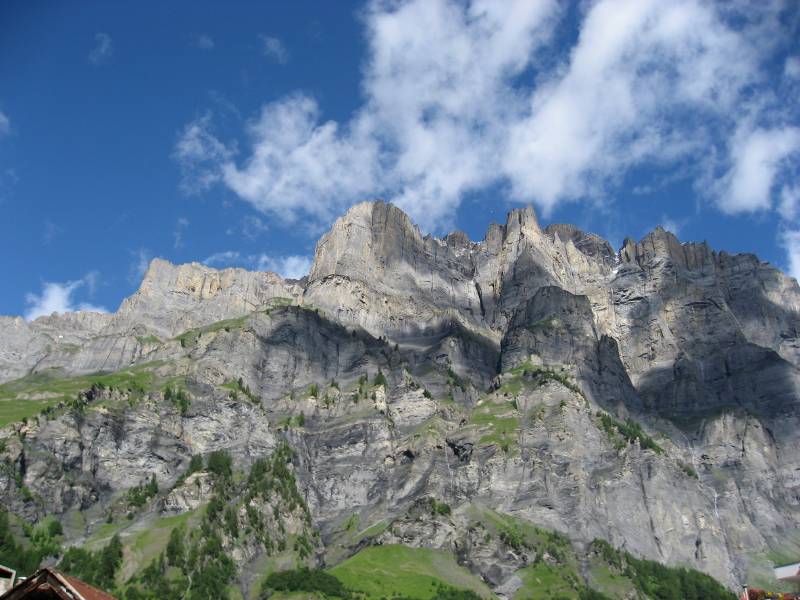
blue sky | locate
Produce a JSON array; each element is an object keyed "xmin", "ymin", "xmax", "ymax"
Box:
[{"xmin": 1, "ymin": 0, "xmax": 798, "ymax": 320}]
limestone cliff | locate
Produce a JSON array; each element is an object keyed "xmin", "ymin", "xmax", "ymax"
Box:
[{"xmin": 1, "ymin": 201, "xmax": 798, "ymax": 598}]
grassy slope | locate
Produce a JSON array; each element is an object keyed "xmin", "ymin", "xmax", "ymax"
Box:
[
  {"xmin": 330, "ymin": 545, "xmax": 495, "ymax": 599},
  {"xmin": 0, "ymin": 364, "xmax": 163, "ymax": 427}
]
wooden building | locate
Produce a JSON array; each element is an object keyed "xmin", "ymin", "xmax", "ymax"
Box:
[{"xmin": 0, "ymin": 568, "xmax": 116, "ymax": 600}]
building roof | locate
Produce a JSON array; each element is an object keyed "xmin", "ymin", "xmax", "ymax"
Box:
[
  {"xmin": 0, "ymin": 568, "xmax": 116, "ymax": 600},
  {"xmin": 775, "ymin": 561, "xmax": 800, "ymax": 583}
]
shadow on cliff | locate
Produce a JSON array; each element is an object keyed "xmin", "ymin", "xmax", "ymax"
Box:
[{"xmin": 634, "ymin": 342, "xmax": 800, "ymax": 425}]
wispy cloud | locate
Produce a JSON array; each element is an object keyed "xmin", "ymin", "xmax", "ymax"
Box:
[
  {"xmin": 255, "ymin": 254, "xmax": 310, "ymax": 279},
  {"xmin": 24, "ymin": 274, "xmax": 107, "ymax": 320},
  {"xmin": 782, "ymin": 229, "xmax": 800, "ymax": 281},
  {"xmin": 173, "ymin": 112, "xmax": 234, "ymax": 194},
  {"xmin": 173, "ymin": 217, "xmax": 190, "ymax": 248},
  {"xmin": 191, "ymin": 34, "xmax": 215, "ymax": 50},
  {"xmin": 259, "ymin": 35, "xmax": 288, "ymax": 64},
  {"xmin": 0, "ymin": 111, "xmax": 9, "ymax": 137},
  {"xmin": 88, "ymin": 33, "xmax": 113, "ymax": 66},
  {"xmin": 717, "ymin": 126, "xmax": 800, "ymax": 214},
  {"xmin": 204, "ymin": 251, "xmax": 310, "ymax": 279},
  {"xmin": 42, "ymin": 220, "xmax": 62, "ymax": 245},
  {"xmin": 128, "ymin": 248, "xmax": 152, "ymax": 284},
  {"xmin": 786, "ymin": 56, "xmax": 800, "ymax": 80},
  {"xmin": 241, "ymin": 215, "xmax": 269, "ymax": 240}
]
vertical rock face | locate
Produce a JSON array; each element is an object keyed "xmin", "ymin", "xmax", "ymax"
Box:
[
  {"xmin": 114, "ymin": 258, "xmax": 304, "ymax": 337},
  {"xmin": 1, "ymin": 200, "xmax": 800, "ymax": 594}
]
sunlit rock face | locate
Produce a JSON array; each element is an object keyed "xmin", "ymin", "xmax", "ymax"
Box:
[{"xmin": 2, "ymin": 200, "xmax": 800, "ymax": 594}]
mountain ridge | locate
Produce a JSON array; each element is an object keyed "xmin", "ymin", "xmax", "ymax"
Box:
[{"xmin": 1, "ymin": 200, "xmax": 799, "ymax": 598}]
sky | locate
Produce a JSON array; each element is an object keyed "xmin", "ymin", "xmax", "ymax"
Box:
[{"xmin": 1, "ymin": 0, "xmax": 799, "ymax": 320}]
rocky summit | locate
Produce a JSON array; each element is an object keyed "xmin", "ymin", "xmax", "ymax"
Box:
[{"xmin": 1, "ymin": 200, "xmax": 799, "ymax": 599}]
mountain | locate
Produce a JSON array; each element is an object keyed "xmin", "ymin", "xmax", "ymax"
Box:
[{"xmin": 1, "ymin": 200, "xmax": 799, "ymax": 599}]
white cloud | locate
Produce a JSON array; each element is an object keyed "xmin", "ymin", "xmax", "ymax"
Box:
[
  {"xmin": 659, "ymin": 215, "xmax": 685, "ymax": 237},
  {"xmin": 192, "ymin": 34, "xmax": 215, "ymax": 50},
  {"xmin": 219, "ymin": 94, "xmax": 380, "ymax": 223},
  {"xmin": 255, "ymin": 254, "xmax": 311, "ymax": 279},
  {"xmin": 0, "ymin": 111, "xmax": 9, "ymax": 137},
  {"xmin": 24, "ymin": 275, "xmax": 107, "ymax": 321},
  {"xmin": 173, "ymin": 217, "xmax": 190, "ymax": 248},
  {"xmin": 88, "ymin": 33, "xmax": 113, "ymax": 65},
  {"xmin": 129, "ymin": 248, "xmax": 151, "ymax": 284},
  {"xmin": 260, "ymin": 35, "xmax": 288, "ymax": 64},
  {"xmin": 176, "ymin": 0, "xmax": 795, "ymax": 234},
  {"xmin": 42, "ymin": 220, "xmax": 61, "ymax": 245},
  {"xmin": 718, "ymin": 126, "xmax": 800, "ymax": 214},
  {"xmin": 779, "ymin": 185, "xmax": 800, "ymax": 222},
  {"xmin": 203, "ymin": 251, "xmax": 311, "ymax": 279},
  {"xmin": 173, "ymin": 113, "xmax": 234, "ymax": 193},
  {"xmin": 782, "ymin": 229, "xmax": 800, "ymax": 281},
  {"xmin": 786, "ymin": 56, "xmax": 800, "ymax": 80}
]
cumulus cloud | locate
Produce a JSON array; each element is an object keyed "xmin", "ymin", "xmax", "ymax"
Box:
[
  {"xmin": 175, "ymin": 0, "xmax": 796, "ymax": 237},
  {"xmin": 717, "ymin": 126, "xmax": 800, "ymax": 214},
  {"xmin": 24, "ymin": 275, "xmax": 107, "ymax": 321},
  {"xmin": 129, "ymin": 248, "xmax": 152, "ymax": 284},
  {"xmin": 88, "ymin": 33, "xmax": 113, "ymax": 65},
  {"xmin": 204, "ymin": 251, "xmax": 311, "ymax": 279},
  {"xmin": 260, "ymin": 35, "xmax": 289, "ymax": 64}
]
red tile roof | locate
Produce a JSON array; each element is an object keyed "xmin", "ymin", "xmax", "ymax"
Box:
[{"xmin": 60, "ymin": 573, "xmax": 117, "ymax": 600}]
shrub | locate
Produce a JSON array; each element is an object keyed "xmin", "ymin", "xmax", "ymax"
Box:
[
  {"xmin": 47, "ymin": 520, "xmax": 63, "ymax": 537},
  {"xmin": 431, "ymin": 499, "xmax": 451, "ymax": 516},
  {"xmin": 373, "ymin": 370, "xmax": 388, "ymax": 387},
  {"xmin": 260, "ymin": 568, "xmax": 351, "ymax": 599},
  {"xmin": 207, "ymin": 450, "xmax": 233, "ymax": 481},
  {"xmin": 597, "ymin": 412, "xmax": 663, "ymax": 454}
]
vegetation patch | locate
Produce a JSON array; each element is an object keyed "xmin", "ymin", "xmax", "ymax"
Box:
[
  {"xmin": 0, "ymin": 367, "xmax": 161, "ymax": 427},
  {"xmin": 596, "ymin": 412, "xmax": 663, "ymax": 454},
  {"xmin": 164, "ymin": 385, "xmax": 190, "ymax": 414},
  {"xmin": 223, "ymin": 377, "xmax": 259, "ymax": 403},
  {"xmin": 470, "ymin": 402, "xmax": 519, "ymax": 452},
  {"xmin": 329, "ymin": 545, "xmax": 493, "ymax": 600},
  {"xmin": 0, "ymin": 510, "xmax": 63, "ymax": 577},
  {"xmin": 126, "ymin": 474, "xmax": 159, "ymax": 509},
  {"xmin": 587, "ymin": 539, "xmax": 735, "ymax": 600},
  {"xmin": 175, "ymin": 316, "xmax": 249, "ymax": 348},
  {"xmin": 501, "ymin": 362, "xmax": 584, "ymax": 399},
  {"xmin": 513, "ymin": 562, "xmax": 584, "ymax": 599}
]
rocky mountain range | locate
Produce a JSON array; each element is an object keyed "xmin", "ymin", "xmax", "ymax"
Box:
[{"xmin": 1, "ymin": 200, "xmax": 799, "ymax": 599}]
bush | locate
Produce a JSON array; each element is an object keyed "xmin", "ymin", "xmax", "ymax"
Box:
[
  {"xmin": 373, "ymin": 370, "xmax": 387, "ymax": 387},
  {"xmin": 260, "ymin": 568, "xmax": 351, "ymax": 599},
  {"xmin": 47, "ymin": 520, "xmax": 63, "ymax": 537},
  {"xmin": 431, "ymin": 499, "xmax": 451, "ymax": 516},
  {"xmin": 597, "ymin": 412, "xmax": 663, "ymax": 454},
  {"xmin": 59, "ymin": 534, "xmax": 122, "ymax": 592},
  {"xmin": 207, "ymin": 450, "xmax": 233, "ymax": 481},
  {"xmin": 127, "ymin": 474, "xmax": 158, "ymax": 508}
]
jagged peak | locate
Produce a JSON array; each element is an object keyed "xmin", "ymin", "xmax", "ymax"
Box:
[{"xmin": 504, "ymin": 204, "xmax": 541, "ymax": 234}]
